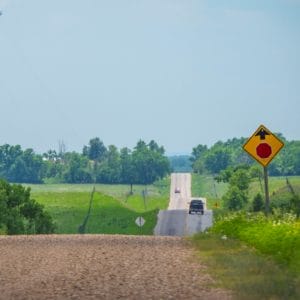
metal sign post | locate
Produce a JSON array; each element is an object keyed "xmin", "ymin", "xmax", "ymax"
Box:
[
  {"xmin": 243, "ymin": 125, "xmax": 284, "ymax": 215},
  {"xmin": 263, "ymin": 166, "xmax": 270, "ymax": 216},
  {"xmin": 135, "ymin": 217, "xmax": 145, "ymax": 234}
]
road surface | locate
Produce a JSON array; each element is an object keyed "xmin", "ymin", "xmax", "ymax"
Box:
[{"xmin": 154, "ymin": 173, "xmax": 213, "ymax": 236}]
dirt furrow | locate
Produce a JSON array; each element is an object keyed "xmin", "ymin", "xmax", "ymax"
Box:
[{"xmin": 0, "ymin": 235, "xmax": 231, "ymax": 299}]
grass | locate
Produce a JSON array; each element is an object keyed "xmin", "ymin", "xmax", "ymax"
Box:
[
  {"xmin": 191, "ymin": 174, "xmax": 228, "ymax": 209},
  {"xmin": 191, "ymin": 233, "xmax": 300, "ymax": 300},
  {"xmin": 248, "ymin": 176, "xmax": 300, "ymax": 200},
  {"xmin": 26, "ymin": 179, "xmax": 170, "ymax": 234},
  {"xmin": 86, "ymin": 192, "xmax": 159, "ymax": 235},
  {"xmin": 192, "ymin": 174, "xmax": 300, "ymax": 209}
]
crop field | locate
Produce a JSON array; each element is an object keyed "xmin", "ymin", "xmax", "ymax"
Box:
[{"xmin": 26, "ymin": 179, "xmax": 170, "ymax": 235}]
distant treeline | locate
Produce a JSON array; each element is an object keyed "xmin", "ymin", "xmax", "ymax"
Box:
[
  {"xmin": 190, "ymin": 135, "xmax": 300, "ymax": 176},
  {"xmin": 0, "ymin": 139, "xmax": 170, "ymax": 184},
  {"xmin": 0, "ymin": 135, "xmax": 299, "ymax": 184}
]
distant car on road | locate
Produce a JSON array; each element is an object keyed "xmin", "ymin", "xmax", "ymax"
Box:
[
  {"xmin": 189, "ymin": 199, "xmax": 204, "ymax": 215},
  {"xmin": 174, "ymin": 187, "xmax": 180, "ymax": 193}
]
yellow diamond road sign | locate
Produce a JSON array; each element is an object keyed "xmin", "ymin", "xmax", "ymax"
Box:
[{"xmin": 243, "ymin": 125, "xmax": 284, "ymax": 167}]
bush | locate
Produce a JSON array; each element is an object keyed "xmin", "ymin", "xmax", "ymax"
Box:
[
  {"xmin": 252, "ymin": 193, "xmax": 264, "ymax": 212},
  {"xmin": 0, "ymin": 179, "xmax": 55, "ymax": 234}
]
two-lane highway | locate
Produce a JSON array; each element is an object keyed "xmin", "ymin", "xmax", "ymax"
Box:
[{"xmin": 154, "ymin": 173, "xmax": 213, "ymax": 236}]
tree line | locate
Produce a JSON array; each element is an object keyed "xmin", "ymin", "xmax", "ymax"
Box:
[
  {"xmin": 190, "ymin": 135, "xmax": 300, "ymax": 216},
  {"xmin": 0, "ymin": 138, "xmax": 171, "ymax": 185},
  {"xmin": 190, "ymin": 135, "xmax": 300, "ymax": 176}
]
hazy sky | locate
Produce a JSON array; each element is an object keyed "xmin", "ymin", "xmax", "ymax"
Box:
[{"xmin": 0, "ymin": 0, "xmax": 299, "ymax": 155}]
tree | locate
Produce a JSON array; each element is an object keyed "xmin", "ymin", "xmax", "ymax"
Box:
[
  {"xmin": 0, "ymin": 145, "xmax": 44, "ymax": 183},
  {"xmin": 120, "ymin": 147, "xmax": 137, "ymax": 194},
  {"xmin": 229, "ymin": 169, "xmax": 250, "ymax": 191},
  {"xmin": 252, "ymin": 193, "xmax": 264, "ymax": 212},
  {"xmin": 83, "ymin": 138, "xmax": 107, "ymax": 161},
  {"xmin": 96, "ymin": 145, "xmax": 121, "ymax": 183},
  {"xmin": 148, "ymin": 140, "xmax": 165, "ymax": 154},
  {"xmin": 220, "ymin": 167, "xmax": 250, "ymax": 211},
  {"xmin": 190, "ymin": 144, "xmax": 208, "ymax": 173},
  {"xmin": 132, "ymin": 140, "xmax": 170, "ymax": 185},
  {"xmin": 0, "ymin": 179, "xmax": 55, "ymax": 234},
  {"xmin": 204, "ymin": 149, "xmax": 231, "ymax": 174},
  {"xmin": 223, "ymin": 185, "xmax": 248, "ymax": 211},
  {"xmin": 63, "ymin": 152, "xmax": 92, "ymax": 183}
]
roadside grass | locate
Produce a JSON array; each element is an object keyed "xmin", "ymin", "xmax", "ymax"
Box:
[
  {"xmin": 32, "ymin": 191, "xmax": 91, "ymax": 233},
  {"xmin": 191, "ymin": 174, "xmax": 228, "ymax": 208},
  {"xmin": 27, "ymin": 179, "xmax": 170, "ymax": 234},
  {"xmin": 86, "ymin": 192, "xmax": 158, "ymax": 235},
  {"xmin": 33, "ymin": 191, "xmax": 160, "ymax": 234},
  {"xmin": 248, "ymin": 176, "xmax": 300, "ymax": 200},
  {"xmin": 191, "ymin": 233, "xmax": 300, "ymax": 300},
  {"xmin": 192, "ymin": 174, "xmax": 300, "ymax": 210}
]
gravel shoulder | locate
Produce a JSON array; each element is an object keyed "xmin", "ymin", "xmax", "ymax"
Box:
[{"xmin": 0, "ymin": 235, "xmax": 231, "ymax": 299}]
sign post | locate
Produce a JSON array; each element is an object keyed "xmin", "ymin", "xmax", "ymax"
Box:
[
  {"xmin": 243, "ymin": 125, "xmax": 284, "ymax": 215},
  {"xmin": 135, "ymin": 216, "xmax": 145, "ymax": 234}
]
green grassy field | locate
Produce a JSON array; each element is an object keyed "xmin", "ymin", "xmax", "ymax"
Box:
[
  {"xmin": 192, "ymin": 174, "xmax": 300, "ymax": 209},
  {"xmin": 27, "ymin": 180, "xmax": 170, "ymax": 234},
  {"xmin": 191, "ymin": 174, "xmax": 228, "ymax": 209}
]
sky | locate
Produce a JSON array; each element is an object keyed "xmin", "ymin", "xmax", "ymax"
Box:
[{"xmin": 0, "ymin": 0, "xmax": 299, "ymax": 155}]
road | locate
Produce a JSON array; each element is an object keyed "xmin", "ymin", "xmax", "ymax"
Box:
[{"xmin": 154, "ymin": 173, "xmax": 213, "ymax": 236}]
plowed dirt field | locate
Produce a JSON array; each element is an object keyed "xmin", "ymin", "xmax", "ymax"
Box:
[{"xmin": 0, "ymin": 235, "xmax": 231, "ymax": 299}]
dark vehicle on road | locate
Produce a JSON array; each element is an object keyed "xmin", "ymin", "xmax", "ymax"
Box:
[
  {"xmin": 188, "ymin": 199, "xmax": 204, "ymax": 215},
  {"xmin": 174, "ymin": 187, "xmax": 180, "ymax": 193}
]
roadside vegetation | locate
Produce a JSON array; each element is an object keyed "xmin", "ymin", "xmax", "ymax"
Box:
[
  {"xmin": 0, "ymin": 179, "xmax": 55, "ymax": 234},
  {"xmin": 28, "ymin": 178, "xmax": 170, "ymax": 234},
  {"xmin": 191, "ymin": 232, "xmax": 300, "ymax": 300},
  {"xmin": 191, "ymin": 166, "xmax": 300, "ymax": 298}
]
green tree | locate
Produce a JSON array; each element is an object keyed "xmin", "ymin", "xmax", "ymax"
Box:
[
  {"xmin": 132, "ymin": 140, "xmax": 170, "ymax": 185},
  {"xmin": 96, "ymin": 145, "xmax": 121, "ymax": 183},
  {"xmin": 0, "ymin": 145, "xmax": 44, "ymax": 183},
  {"xmin": 229, "ymin": 169, "xmax": 250, "ymax": 191},
  {"xmin": 204, "ymin": 149, "xmax": 232, "ymax": 174},
  {"xmin": 252, "ymin": 193, "xmax": 264, "ymax": 212},
  {"xmin": 120, "ymin": 147, "xmax": 137, "ymax": 194},
  {"xmin": 83, "ymin": 137, "xmax": 107, "ymax": 161},
  {"xmin": 63, "ymin": 152, "xmax": 92, "ymax": 183},
  {"xmin": 223, "ymin": 185, "xmax": 248, "ymax": 211},
  {"xmin": 0, "ymin": 179, "xmax": 55, "ymax": 234}
]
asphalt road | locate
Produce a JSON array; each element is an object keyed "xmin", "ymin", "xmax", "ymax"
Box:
[{"xmin": 154, "ymin": 173, "xmax": 213, "ymax": 236}]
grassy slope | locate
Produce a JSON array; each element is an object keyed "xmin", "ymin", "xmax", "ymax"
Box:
[
  {"xmin": 28, "ymin": 180, "xmax": 170, "ymax": 234},
  {"xmin": 191, "ymin": 174, "xmax": 228, "ymax": 208},
  {"xmin": 192, "ymin": 174, "xmax": 300, "ymax": 208},
  {"xmin": 191, "ymin": 234, "xmax": 300, "ymax": 300}
]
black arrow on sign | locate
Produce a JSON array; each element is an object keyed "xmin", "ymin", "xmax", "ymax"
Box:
[{"xmin": 255, "ymin": 128, "xmax": 270, "ymax": 140}]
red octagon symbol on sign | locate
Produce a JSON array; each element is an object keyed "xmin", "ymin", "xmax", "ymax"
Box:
[{"xmin": 256, "ymin": 143, "xmax": 272, "ymax": 159}]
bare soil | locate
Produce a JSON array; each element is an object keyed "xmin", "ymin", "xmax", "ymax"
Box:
[{"xmin": 0, "ymin": 235, "xmax": 231, "ymax": 299}]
